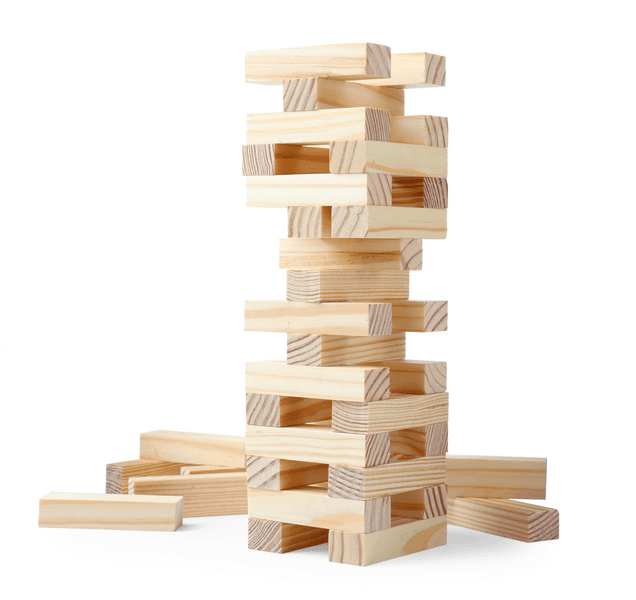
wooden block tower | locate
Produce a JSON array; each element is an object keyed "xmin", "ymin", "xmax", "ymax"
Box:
[{"xmin": 242, "ymin": 43, "xmax": 449, "ymax": 566}]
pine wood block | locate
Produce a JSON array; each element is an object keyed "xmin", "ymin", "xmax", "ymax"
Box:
[
  {"xmin": 330, "ymin": 141, "xmax": 447, "ymax": 178},
  {"xmin": 284, "ymin": 78, "xmax": 404, "ymax": 115},
  {"xmin": 244, "ymin": 300, "xmax": 392, "ymax": 336},
  {"xmin": 246, "ymin": 43, "xmax": 391, "ymax": 85},
  {"xmin": 392, "ymin": 300, "xmax": 448, "ymax": 332},
  {"xmin": 287, "ymin": 270, "xmax": 410, "ymax": 302},
  {"xmin": 447, "ymin": 499, "xmax": 559, "ymax": 542},
  {"xmin": 106, "ymin": 459, "xmax": 192, "ymax": 494},
  {"xmin": 140, "ymin": 431, "xmax": 245, "ymax": 469},
  {"xmin": 248, "ymin": 485, "xmax": 390, "ymax": 534},
  {"xmin": 246, "ymin": 393, "xmax": 332, "ymax": 427},
  {"xmin": 392, "ymin": 484, "xmax": 448, "ymax": 520},
  {"xmin": 426, "ymin": 422, "xmax": 449, "ymax": 456},
  {"xmin": 288, "ymin": 206, "xmax": 331, "ymax": 238},
  {"xmin": 246, "ymin": 456, "xmax": 328, "ymax": 490},
  {"xmin": 391, "ymin": 116, "xmax": 448, "ymax": 147},
  {"xmin": 246, "ymin": 107, "xmax": 391, "ymax": 146},
  {"xmin": 242, "ymin": 144, "xmax": 329, "ymax": 176},
  {"xmin": 331, "ymin": 205, "xmax": 447, "ymax": 239},
  {"xmin": 390, "ymin": 427, "xmax": 427, "ymax": 457},
  {"xmin": 424, "ymin": 484, "xmax": 448, "ymax": 518},
  {"xmin": 180, "ymin": 466, "xmax": 246, "ymax": 475},
  {"xmin": 355, "ymin": 52, "xmax": 446, "ymax": 89},
  {"xmin": 369, "ymin": 359, "xmax": 447, "ymax": 394},
  {"xmin": 248, "ymin": 518, "xmax": 328, "ymax": 553},
  {"xmin": 280, "ymin": 238, "xmax": 422, "ymax": 271},
  {"xmin": 328, "ymin": 456, "xmax": 446, "ymax": 500},
  {"xmin": 446, "ymin": 455, "xmax": 547, "ymax": 499},
  {"xmin": 245, "ymin": 423, "xmax": 391, "ymax": 468},
  {"xmin": 287, "ymin": 332, "xmax": 406, "ymax": 366},
  {"xmin": 328, "ymin": 515, "xmax": 447, "ymax": 566},
  {"xmin": 38, "ymin": 492, "xmax": 183, "ymax": 531},
  {"xmin": 392, "ymin": 176, "xmax": 448, "ymax": 208}
]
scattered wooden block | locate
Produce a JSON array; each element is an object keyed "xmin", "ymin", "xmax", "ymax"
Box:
[
  {"xmin": 367, "ymin": 360, "xmax": 447, "ymax": 394},
  {"xmin": 180, "ymin": 466, "xmax": 246, "ymax": 475},
  {"xmin": 248, "ymin": 518, "xmax": 328, "ymax": 553},
  {"xmin": 426, "ymin": 422, "xmax": 449, "ymax": 457},
  {"xmin": 106, "ymin": 459, "xmax": 191, "ymax": 494},
  {"xmin": 392, "ymin": 176, "xmax": 448, "ymax": 208},
  {"xmin": 288, "ymin": 206, "xmax": 331, "ymax": 238},
  {"xmin": 446, "ymin": 455, "xmax": 547, "ymax": 499},
  {"xmin": 139, "ymin": 431, "xmax": 245, "ymax": 469},
  {"xmin": 447, "ymin": 498, "xmax": 559, "ymax": 542},
  {"xmin": 354, "ymin": 52, "xmax": 446, "ymax": 89},
  {"xmin": 246, "ymin": 456, "xmax": 328, "ymax": 490},
  {"xmin": 392, "ymin": 300, "xmax": 448, "ymax": 332},
  {"xmin": 246, "ymin": 393, "xmax": 331, "ymax": 427},
  {"xmin": 38, "ymin": 492, "xmax": 183, "ymax": 532},
  {"xmin": 242, "ymin": 144, "xmax": 329, "ymax": 176},
  {"xmin": 246, "ymin": 43, "xmax": 391, "ymax": 85},
  {"xmin": 391, "ymin": 116, "xmax": 448, "ymax": 147}
]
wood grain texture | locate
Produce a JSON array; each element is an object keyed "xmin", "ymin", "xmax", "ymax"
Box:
[
  {"xmin": 38, "ymin": 492, "xmax": 183, "ymax": 531},
  {"xmin": 245, "ymin": 423, "xmax": 390, "ymax": 468},
  {"xmin": 248, "ymin": 518, "xmax": 328, "ymax": 553},
  {"xmin": 106, "ymin": 460, "xmax": 191, "ymax": 494},
  {"xmin": 328, "ymin": 515, "xmax": 447, "ymax": 566},
  {"xmin": 180, "ymin": 466, "xmax": 246, "ymax": 476},
  {"xmin": 330, "ymin": 141, "xmax": 447, "ymax": 178},
  {"xmin": 288, "ymin": 206, "xmax": 331, "ymax": 238},
  {"xmin": 392, "ymin": 300, "xmax": 448, "ymax": 332},
  {"xmin": 355, "ymin": 52, "xmax": 446, "ymax": 89},
  {"xmin": 246, "ymin": 456, "xmax": 328, "ymax": 490},
  {"xmin": 365, "ymin": 360, "xmax": 447, "ymax": 394},
  {"xmin": 391, "ymin": 177, "xmax": 448, "ymax": 208},
  {"xmin": 446, "ymin": 455, "xmax": 547, "ymax": 499},
  {"xmin": 245, "ymin": 393, "xmax": 332, "ymax": 427},
  {"xmin": 391, "ymin": 116, "xmax": 448, "ymax": 147},
  {"xmin": 242, "ymin": 144, "xmax": 329, "ymax": 176},
  {"xmin": 246, "ymin": 43, "xmax": 391, "ymax": 85},
  {"xmin": 424, "ymin": 485, "xmax": 448, "ymax": 518},
  {"xmin": 390, "ymin": 427, "xmax": 427, "ymax": 457},
  {"xmin": 426, "ymin": 422, "xmax": 449, "ymax": 457},
  {"xmin": 391, "ymin": 487, "xmax": 427, "ymax": 519},
  {"xmin": 447, "ymin": 499, "xmax": 559, "ymax": 542}
]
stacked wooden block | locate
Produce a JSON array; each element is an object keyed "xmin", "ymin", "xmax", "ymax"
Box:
[{"xmin": 243, "ymin": 43, "xmax": 450, "ymax": 565}]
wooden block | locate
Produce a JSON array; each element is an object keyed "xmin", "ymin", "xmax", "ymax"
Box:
[
  {"xmin": 332, "ymin": 393, "xmax": 448, "ymax": 434},
  {"xmin": 106, "ymin": 459, "xmax": 191, "ymax": 494},
  {"xmin": 446, "ymin": 455, "xmax": 547, "ymax": 499},
  {"xmin": 38, "ymin": 492, "xmax": 183, "ymax": 531},
  {"xmin": 331, "ymin": 206, "xmax": 447, "ymax": 239},
  {"xmin": 246, "ymin": 173, "xmax": 392, "ymax": 207},
  {"xmin": 280, "ymin": 238, "xmax": 422, "ymax": 271},
  {"xmin": 426, "ymin": 422, "xmax": 449, "ymax": 456},
  {"xmin": 244, "ymin": 300, "xmax": 392, "ymax": 336},
  {"xmin": 392, "ymin": 300, "xmax": 448, "ymax": 332},
  {"xmin": 245, "ymin": 361, "xmax": 390, "ymax": 403},
  {"xmin": 246, "ymin": 393, "xmax": 331, "ymax": 427},
  {"xmin": 246, "ymin": 107, "xmax": 391, "ymax": 146},
  {"xmin": 245, "ymin": 423, "xmax": 391, "ymax": 468},
  {"xmin": 330, "ymin": 141, "xmax": 447, "ymax": 178},
  {"xmin": 368, "ymin": 360, "xmax": 447, "ymax": 394},
  {"xmin": 180, "ymin": 466, "xmax": 246, "ymax": 475},
  {"xmin": 288, "ymin": 206, "xmax": 331, "ymax": 238},
  {"xmin": 424, "ymin": 484, "xmax": 448, "ymax": 518},
  {"xmin": 242, "ymin": 144, "xmax": 329, "ymax": 176},
  {"xmin": 391, "ymin": 488, "xmax": 427, "ymax": 519},
  {"xmin": 246, "ymin": 43, "xmax": 391, "ymax": 85},
  {"xmin": 391, "ymin": 116, "xmax": 448, "ymax": 147},
  {"xmin": 248, "ymin": 485, "xmax": 390, "ymax": 534},
  {"xmin": 248, "ymin": 518, "xmax": 328, "ymax": 553},
  {"xmin": 246, "ymin": 456, "xmax": 328, "ymax": 490},
  {"xmin": 328, "ymin": 456, "xmax": 446, "ymax": 500},
  {"xmin": 328, "ymin": 515, "xmax": 447, "ymax": 566},
  {"xmin": 287, "ymin": 332, "xmax": 406, "ymax": 366},
  {"xmin": 139, "ymin": 431, "xmax": 245, "ymax": 468},
  {"xmin": 392, "ymin": 176, "xmax": 448, "ymax": 208},
  {"xmin": 390, "ymin": 427, "xmax": 427, "ymax": 457},
  {"xmin": 354, "ymin": 52, "xmax": 446, "ymax": 89},
  {"xmin": 447, "ymin": 499, "xmax": 559, "ymax": 542},
  {"xmin": 287, "ymin": 270, "xmax": 410, "ymax": 302}
]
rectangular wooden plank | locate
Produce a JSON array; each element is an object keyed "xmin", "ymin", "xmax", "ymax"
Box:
[
  {"xmin": 246, "ymin": 393, "xmax": 332, "ymax": 427},
  {"xmin": 369, "ymin": 359, "xmax": 447, "ymax": 394},
  {"xmin": 392, "ymin": 300, "xmax": 448, "ymax": 332},
  {"xmin": 106, "ymin": 459, "xmax": 193, "ymax": 494},
  {"xmin": 392, "ymin": 176, "xmax": 448, "ymax": 208},
  {"xmin": 447, "ymin": 498, "xmax": 559, "ymax": 542},
  {"xmin": 391, "ymin": 116, "xmax": 448, "ymax": 147},
  {"xmin": 246, "ymin": 43, "xmax": 391, "ymax": 85},
  {"xmin": 354, "ymin": 52, "xmax": 446, "ymax": 89},
  {"xmin": 180, "ymin": 466, "xmax": 246, "ymax": 475},
  {"xmin": 446, "ymin": 455, "xmax": 547, "ymax": 499},
  {"xmin": 242, "ymin": 144, "xmax": 329, "ymax": 176},
  {"xmin": 246, "ymin": 456, "xmax": 328, "ymax": 490},
  {"xmin": 288, "ymin": 206, "xmax": 331, "ymax": 238},
  {"xmin": 38, "ymin": 492, "xmax": 183, "ymax": 531},
  {"xmin": 139, "ymin": 431, "xmax": 245, "ymax": 468},
  {"xmin": 248, "ymin": 518, "xmax": 328, "ymax": 553}
]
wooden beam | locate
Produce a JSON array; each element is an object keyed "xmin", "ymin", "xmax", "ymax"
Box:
[
  {"xmin": 446, "ymin": 455, "xmax": 547, "ymax": 500},
  {"xmin": 106, "ymin": 460, "xmax": 192, "ymax": 494},
  {"xmin": 284, "ymin": 78, "xmax": 404, "ymax": 115},
  {"xmin": 330, "ymin": 141, "xmax": 447, "ymax": 178},
  {"xmin": 38, "ymin": 492, "xmax": 183, "ymax": 531},
  {"xmin": 426, "ymin": 422, "xmax": 449, "ymax": 457},
  {"xmin": 392, "ymin": 300, "xmax": 448, "ymax": 332},
  {"xmin": 424, "ymin": 484, "xmax": 448, "ymax": 518},
  {"xmin": 246, "ymin": 393, "xmax": 331, "ymax": 427},
  {"xmin": 392, "ymin": 176, "xmax": 448, "ymax": 208},
  {"xmin": 369, "ymin": 360, "xmax": 447, "ymax": 394},
  {"xmin": 447, "ymin": 499, "xmax": 559, "ymax": 542},
  {"xmin": 288, "ymin": 206, "xmax": 331, "ymax": 238},
  {"xmin": 139, "ymin": 431, "xmax": 245, "ymax": 468},
  {"xmin": 180, "ymin": 466, "xmax": 246, "ymax": 475},
  {"xmin": 354, "ymin": 52, "xmax": 446, "ymax": 89},
  {"xmin": 248, "ymin": 518, "xmax": 328, "ymax": 553},
  {"xmin": 280, "ymin": 238, "xmax": 422, "ymax": 271},
  {"xmin": 246, "ymin": 456, "xmax": 328, "ymax": 490},
  {"xmin": 246, "ymin": 43, "xmax": 391, "ymax": 85},
  {"xmin": 242, "ymin": 144, "xmax": 329, "ymax": 176},
  {"xmin": 391, "ymin": 116, "xmax": 448, "ymax": 147}
]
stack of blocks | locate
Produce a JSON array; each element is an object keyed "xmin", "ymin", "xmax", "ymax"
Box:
[{"xmin": 242, "ymin": 43, "xmax": 450, "ymax": 566}]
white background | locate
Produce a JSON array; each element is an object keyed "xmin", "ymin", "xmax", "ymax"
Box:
[{"xmin": 1, "ymin": 0, "xmax": 634, "ymax": 597}]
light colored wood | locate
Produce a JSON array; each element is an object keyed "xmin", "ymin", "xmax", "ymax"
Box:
[
  {"xmin": 332, "ymin": 392, "xmax": 448, "ymax": 434},
  {"xmin": 447, "ymin": 499, "xmax": 559, "ymax": 542},
  {"xmin": 288, "ymin": 206, "xmax": 331, "ymax": 238},
  {"xmin": 248, "ymin": 518, "xmax": 328, "ymax": 553},
  {"xmin": 446, "ymin": 455, "xmax": 547, "ymax": 499},
  {"xmin": 331, "ymin": 205, "xmax": 447, "ymax": 239},
  {"xmin": 328, "ymin": 515, "xmax": 447, "ymax": 566},
  {"xmin": 391, "ymin": 488, "xmax": 427, "ymax": 519},
  {"xmin": 248, "ymin": 485, "xmax": 390, "ymax": 534},
  {"xmin": 245, "ymin": 423, "xmax": 390, "ymax": 468},
  {"xmin": 38, "ymin": 492, "xmax": 183, "ymax": 531},
  {"xmin": 390, "ymin": 427, "xmax": 427, "ymax": 457},
  {"xmin": 392, "ymin": 176, "xmax": 448, "ymax": 208},
  {"xmin": 283, "ymin": 78, "xmax": 404, "ymax": 115},
  {"xmin": 391, "ymin": 116, "xmax": 448, "ymax": 147},
  {"xmin": 328, "ymin": 456, "xmax": 446, "ymax": 500},
  {"xmin": 392, "ymin": 300, "xmax": 448, "ymax": 332},
  {"xmin": 287, "ymin": 270, "xmax": 410, "ymax": 302},
  {"xmin": 426, "ymin": 422, "xmax": 449, "ymax": 456},
  {"xmin": 242, "ymin": 144, "xmax": 329, "ymax": 176},
  {"xmin": 245, "ymin": 393, "xmax": 332, "ymax": 427},
  {"xmin": 368, "ymin": 360, "xmax": 447, "ymax": 394},
  {"xmin": 106, "ymin": 459, "xmax": 192, "ymax": 494},
  {"xmin": 330, "ymin": 140, "xmax": 447, "ymax": 178},
  {"xmin": 246, "ymin": 173, "xmax": 392, "ymax": 207},
  {"xmin": 355, "ymin": 52, "xmax": 446, "ymax": 89},
  {"xmin": 280, "ymin": 238, "xmax": 422, "ymax": 271},
  {"xmin": 424, "ymin": 485, "xmax": 448, "ymax": 518},
  {"xmin": 245, "ymin": 300, "xmax": 392, "ymax": 336},
  {"xmin": 246, "ymin": 456, "xmax": 328, "ymax": 490},
  {"xmin": 287, "ymin": 332, "xmax": 406, "ymax": 366},
  {"xmin": 180, "ymin": 466, "xmax": 246, "ymax": 475},
  {"xmin": 246, "ymin": 107, "xmax": 390, "ymax": 146},
  {"xmin": 246, "ymin": 43, "xmax": 391, "ymax": 85},
  {"xmin": 139, "ymin": 431, "xmax": 245, "ymax": 468},
  {"xmin": 246, "ymin": 361, "xmax": 390, "ymax": 403}
]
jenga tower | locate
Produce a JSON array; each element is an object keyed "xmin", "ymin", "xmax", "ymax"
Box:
[{"xmin": 242, "ymin": 43, "xmax": 449, "ymax": 566}]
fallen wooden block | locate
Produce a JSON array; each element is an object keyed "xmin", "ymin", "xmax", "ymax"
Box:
[
  {"xmin": 106, "ymin": 459, "xmax": 191, "ymax": 494},
  {"xmin": 288, "ymin": 206, "xmax": 331, "ymax": 238},
  {"xmin": 246, "ymin": 456, "xmax": 328, "ymax": 490},
  {"xmin": 391, "ymin": 116, "xmax": 448, "ymax": 147},
  {"xmin": 392, "ymin": 300, "xmax": 448, "ymax": 332},
  {"xmin": 38, "ymin": 492, "xmax": 183, "ymax": 532},
  {"xmin": 242, "ymin": 144, "xmax": 329, "ymax": 176},
  {"xmin": 248, "ymin": 518, "xmax": 328, "ymax": 553},
  {"xmin": 246, "ymin": 393, "xmax": 331, "ymax": 427},
  {"xmin": 392, "ymin": 176, "xmax": 448, "ymax": 208},
  {"xmin": 447, "ymin": 498, "xmax": 559, "ymax": 542},
  {"xmin": 353, "ymin": 52, "xmax": 446, "ymax": 89},
  {"xmin": 367, "ymin": 359, "xmax": 447, "ymax": 394}
]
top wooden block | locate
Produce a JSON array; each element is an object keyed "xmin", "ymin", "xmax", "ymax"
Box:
[{"xmin": 245, "ymin": 43, "xmax": 391, "ymax": 84}]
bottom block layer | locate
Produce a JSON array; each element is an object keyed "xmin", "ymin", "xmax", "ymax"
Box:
[{"xmin": 248, "ymin": 518, "xmax": 328, "ymax": 553}]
